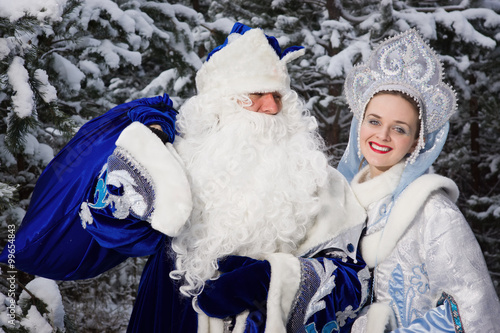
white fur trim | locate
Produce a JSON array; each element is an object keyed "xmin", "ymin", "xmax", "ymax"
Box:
[
  {"xmin": 263, "ymin": 253, "xmax": 302, "ymax": 332},
  {"xmin": 281, "ymin": 47, "xmax": 305, "ymax": 64},
  {"xmin": 115, "ymin": 122, "xmax": 192, "ymax": 236},
  {"xmin": 298, "ymin": 167, "xmax": 366, "ymax": 258},
  {"xmin": 196, "ymin": 313, "xmax": 224, "ymax": 333},
  {"xmin": 197, "ymin": 313, "xmax": 209, "ymax": 333},
  {"xmin": 351, "ymin": 163, "xmax": 403, "ymax": 209},
  {"xmin": 197, "ymin": 254, "xmax": 301, "ymax": 332},
  {"xmin": 361, "ymin": 173, "xmax": 459, "ymax": 267},
  {"xmin": 365, "ymin": 303, "xmax": 397, "ymax": 333},
  {"xmin": 196, "ymin": 28, "xmax": 294, "ymax": 96},
  {"xmin": 233, "ymin": 311, "xmax": 250, "ymax": 333}
]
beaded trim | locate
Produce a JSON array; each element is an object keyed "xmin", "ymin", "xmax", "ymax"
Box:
[
  {"xmin": 286, "ymin": 258, "xmax": 321, "ymax": 332},
  {"xmin": 437, "ymin": 292, "xmax": 464, "ymax": 333},
  {"xmin": 109, "ymin": 146, "xmax": 156, "ymax": 221}
]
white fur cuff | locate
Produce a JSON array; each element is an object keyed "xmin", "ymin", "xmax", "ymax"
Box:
[
  {"xmin": 115, "ymin": 122, "xmax": 192, "ymax": 236},
  {"xmin": 366, "ymin": 303, "xmax": 397, "ymax": 332},
  {"xmin": 263, "ymin": 253, "xmax": 302, "ymax": 332}
]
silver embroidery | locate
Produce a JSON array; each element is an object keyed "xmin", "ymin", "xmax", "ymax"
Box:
[
  {"xmin": 106, "ymin": 147, "xmax": 155, "ymax": 221},
  {"xmin": 106, "ymin": 169, "xmax": 147, "ymax": 219},
  {"xmin": 79, "ymin": 146, "xmax": 156, "ymax": 226},
  {"xmin": 336, "ymin": 265, "xmax": 371, "ymax": 327},
  {"xmin": 304, "ymin": 259, "xmax": 337, "ymax": 321},
  {"xmin": 79, "ymin": 202, "xmax": 93, "ymax": 229}
]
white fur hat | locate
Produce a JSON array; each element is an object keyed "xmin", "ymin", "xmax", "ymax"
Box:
[{"xmin": 195, "ymin": 23, "xmax": 305, "ymax": 96}]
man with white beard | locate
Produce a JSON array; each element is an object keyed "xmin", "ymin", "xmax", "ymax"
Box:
[{"xmin": 2, "ymin": 23, "xmax": 369, "ymax": 332}]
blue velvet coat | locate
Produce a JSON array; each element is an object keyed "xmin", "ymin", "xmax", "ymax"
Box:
[{"xmin": 0, "ymin": 96, "xmax": 367, "ymax": 332}]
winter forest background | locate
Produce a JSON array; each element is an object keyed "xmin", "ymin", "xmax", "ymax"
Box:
[{"xmin": 0, "ymin": 0, "xmax": 499, "ymax": 331}]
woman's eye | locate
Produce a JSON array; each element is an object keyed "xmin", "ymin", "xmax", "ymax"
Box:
[
  {"xmin": 394, "ymin": 126, "xmax": 407, "ymax": 134},
  {"xmin": 368, "ymin": 119, "xmax": 379, "ymax": 125}
]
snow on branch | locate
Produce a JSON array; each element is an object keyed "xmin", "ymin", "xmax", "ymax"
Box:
[{"xmin": 7, "ymin": 57, "xmax": 34, "ymax": 118}]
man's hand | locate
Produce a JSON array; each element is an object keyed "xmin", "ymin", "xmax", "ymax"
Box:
[
  {"xmin": 149, "ymin": 124, "xmax": 162, "ymax": 131},
  {"xmin": 197, "ymin": 256, "xmax": 271, "ymax": 319},
  {"xmin": 148, "ymin": 125, "xmax": 171, "ymax": 144},
  {"xmin": 126, "ymin": 93, "xmax": 178, "ymax": 143}
]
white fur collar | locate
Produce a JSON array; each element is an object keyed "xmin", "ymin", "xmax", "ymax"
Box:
[
  {"xmin": 353, "ymin": 165, "xmax": 459, "ymax": 268},
  {"xmin": 297, "ymin": 167, "xmax": 366, "ymax": 260},
  {"xmin": 351, "ymin": 162, "xmax": 404, "ymax": 209}
]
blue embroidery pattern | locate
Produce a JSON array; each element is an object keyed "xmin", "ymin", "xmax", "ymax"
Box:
[
  {"xmin": 389, "ymin": 264, "xmax": 407, "ymax": 325},
  {"xmin": 367, "ymin": 196, "xmax": 394, "ymax": 234},
  {"xmin": 305, "ymin": 320, "xmax": 339, "ymax": 333},
  {"xmin": 367, "ymin": 203, "xmax": 388, "ymax": 230},
  {"xmin": 300, "ymin": 258, "xmax": 369, "ymax": 333},
  {"xmin": 88, "ymin": 170, "xmax": 109, "ymax": 210},
  {"xmin": 389, "ymin": 263, "xmax": 430, "ymax": 327},
  {"xmin": 410, "ymin": 263, "xmax": 429, "ymax": 294},
  {"xmin": 80, "ymin": 166, "xmax": 110, "ymax": 228}
]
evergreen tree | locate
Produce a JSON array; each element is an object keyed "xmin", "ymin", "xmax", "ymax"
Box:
[{"xmin": 1, "ymin": 1, "xmax": 208, "ymax": 331}]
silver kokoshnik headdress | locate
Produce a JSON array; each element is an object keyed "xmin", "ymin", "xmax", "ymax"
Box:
[{"xmin": 344, "ymin": 29, "xmax": 457, "ymax": 164}]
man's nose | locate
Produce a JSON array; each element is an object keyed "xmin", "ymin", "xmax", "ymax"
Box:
[{"xmin": 258, "ymin": 93, "xmax": 280, "ymax": 115}]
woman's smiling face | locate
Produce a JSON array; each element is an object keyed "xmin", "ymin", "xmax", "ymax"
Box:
[{"xmin": 360, "ymin": 93, "xmax": 420, "ymax": 178}]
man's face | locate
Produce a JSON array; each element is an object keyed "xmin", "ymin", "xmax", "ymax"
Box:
[
  {"xmin": 243, "ymin": 92, "xmax": 282, "ymax": 115},
  {"xmin": 173, "ymin": 89, "xmax": 328, "ymax": 293}
]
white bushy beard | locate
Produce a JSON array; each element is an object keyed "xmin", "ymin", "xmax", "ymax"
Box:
[{"xmin": 170, "ymin": 91, "xmax": 329, "ymax": 297}]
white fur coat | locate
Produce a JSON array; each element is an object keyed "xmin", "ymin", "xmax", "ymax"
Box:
[{"xmin": 350, "ymin": 163, "xmax": 500, "ymax": 332}]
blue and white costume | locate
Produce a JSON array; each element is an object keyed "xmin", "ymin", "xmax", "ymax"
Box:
[
  {"xmin": 338, "ymin": 29, "xmax": 500, "ymax": 332},
  {"xmin": 1, "ymin": 23, "xmax": 370, "ymax": 332}
]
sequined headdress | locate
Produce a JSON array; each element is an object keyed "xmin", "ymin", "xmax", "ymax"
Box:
[{"xmin": 344, "ymin": 29, "xmax": 457, "ymax": 164}]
